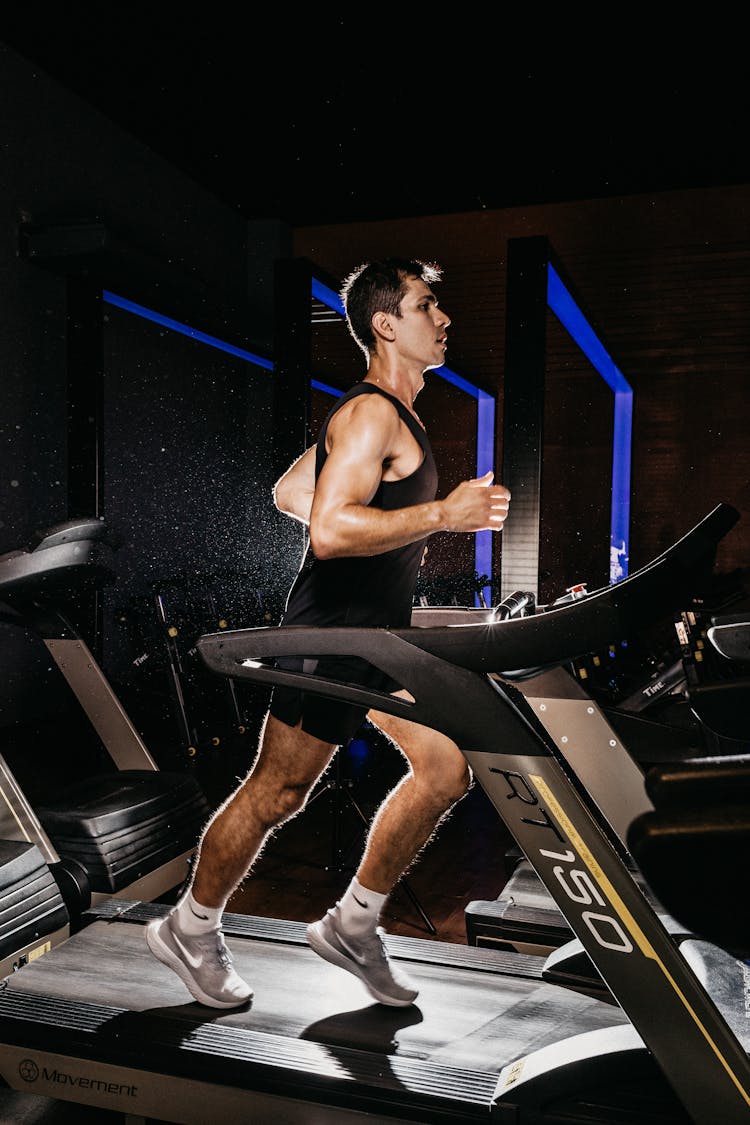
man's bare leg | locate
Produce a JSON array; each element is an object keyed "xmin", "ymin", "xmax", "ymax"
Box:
[
  {"xmin": 306, "ymin": 700, "xmax": 470, "ymax": 1006},
  {"xmin": 146, "ymin": 712, "xmax": 336, "ymax": 1008},
  {"xmin": 355, "ymin": 706, "xmax": 471, "ymax": 893},
  {"xmin": 191, "ymin": 712, "xmax": 337, "ymax": 909}
]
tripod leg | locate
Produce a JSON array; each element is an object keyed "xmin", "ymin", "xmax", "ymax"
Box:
[{"xmin": 396, "ymin": 877, "xmax": 437, "ymax": 935}]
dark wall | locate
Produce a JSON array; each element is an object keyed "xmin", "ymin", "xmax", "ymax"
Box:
[
  {"xmin": 100, "ymin": 301, "xmax": 279, "ymax": 662},
  {"xmin": 0, "ymin": 43, "xmax": 277, "ymax": 548},
  {"xmin": 0, "ymin": 44, "xmax": 290, "ymax": 733}
]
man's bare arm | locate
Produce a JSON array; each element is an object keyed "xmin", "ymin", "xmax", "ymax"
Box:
[
  {"xmin": 309, "ymin": 396, "xmax": 510, "ymax": 559},
  {"xmin": 273, "ymin": 445, "xmax": 316, "ymax": 526}
]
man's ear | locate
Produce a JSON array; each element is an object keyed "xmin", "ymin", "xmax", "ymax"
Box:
[{"xmin": 371, "ymin": 311, "xmax": 395, "ymax": 342}]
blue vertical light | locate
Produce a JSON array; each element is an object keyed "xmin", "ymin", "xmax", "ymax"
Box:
[
  {"xmin": 545, "ymin": 264, "xmax": 633, "ymax": 580},
  {"xmin": 610, "ymin": 391, "xmax": 632, "ymax": 581},
  {"xmin": 474, "ymin": 389, "xmax": 496, "ymax": 604}
]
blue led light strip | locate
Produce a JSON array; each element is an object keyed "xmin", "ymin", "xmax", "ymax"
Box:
[
  {"xmin": 103, "ymin": 290, "xmax": 274, "ymax": 369},
  {"xmin": 546, "ymin": 264, "xmax": 632, "ymax": 581},
  {"xmin": 312, "ymin": 279, "xmax": 496, "ymax": 604}
]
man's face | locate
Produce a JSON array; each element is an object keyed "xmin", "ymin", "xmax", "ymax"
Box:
[{"xmin": 393, "ymin": 275, "xmax": 451, "ymax": 372}]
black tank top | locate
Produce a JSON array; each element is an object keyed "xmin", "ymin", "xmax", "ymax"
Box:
[{"xmin": 280, "ymin": 382, "xmax": 438, "ymax": 631}]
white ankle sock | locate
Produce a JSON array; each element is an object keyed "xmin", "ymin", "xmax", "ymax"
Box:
[
  {"xmin": 174, "ymin": 889, "xmax": 223, "ymax": 935},
  {"xmin": 336, "ymin": 877, "xmax": 387, "ymax": 937}
]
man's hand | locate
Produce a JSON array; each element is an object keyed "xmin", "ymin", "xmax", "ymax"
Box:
[{"xmin": 441, "ymin": 471, "xmax": 510, "ymax": 533}]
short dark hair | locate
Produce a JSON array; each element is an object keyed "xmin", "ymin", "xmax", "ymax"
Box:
[{"xmin": 340, "ymin": 256, "xmax": 443, "ymax": 360}]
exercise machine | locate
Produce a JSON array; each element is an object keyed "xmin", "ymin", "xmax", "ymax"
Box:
[
  {"xmin": 0, "ymin": 517, "xmax": 211, "ymax": 970},
  {"xmin": 629, "ymin": 749, "xmax": 750, "ymax": 957},
  {"xmin": 0, "ymin": 504, "xmax": 746, "ymax": 1123},
  {"xmin": 683, "ymin": 608, "xmax": 750, "ymax": 743},
  {"xmin": 628, "ymin": 610, "xmax": 750, "ymax": 954}
]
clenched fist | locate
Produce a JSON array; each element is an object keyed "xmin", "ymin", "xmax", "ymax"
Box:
[{"xmin": 441, "ymin": 471, "xmax": 511, "ymax": 534}]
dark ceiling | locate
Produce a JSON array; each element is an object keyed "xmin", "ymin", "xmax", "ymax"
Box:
[{"xmin": 3, "ymin": 18, "xmax": 747, "ymax": 228}]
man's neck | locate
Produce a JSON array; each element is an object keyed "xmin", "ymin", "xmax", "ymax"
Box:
[{"xmin": 363, "ymin": 362, "xmax": 423, "ymax": 410}]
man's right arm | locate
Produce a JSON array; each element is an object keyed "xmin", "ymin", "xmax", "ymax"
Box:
[{"xmin": 309, "ymin": 396, "xmax": 510, "ymax": 559}]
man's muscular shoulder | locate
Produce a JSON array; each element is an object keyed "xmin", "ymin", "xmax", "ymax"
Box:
[{"xmin": 327, "ymin": 390, "xmax": 402, "ymax": 453}]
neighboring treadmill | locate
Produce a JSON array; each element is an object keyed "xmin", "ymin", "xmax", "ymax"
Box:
[
  {"xmin": 0, "ymin": 840, "xmax": 70, "ymax": 982},
  {"xmin": 627, "ymin": 610, "xmax": 750, "ymax": 955},
  {"xmin": 465, "ymin": 599, "xmax": 750, "ymax": 956},
  {"xmin": 682, "ymin": 607, "xmax": 750, "ymax": 745},
  {"xmin": 0, "ymin": 518, "xmax": 211, "ymax": 958},
  {"xmin": 628, "ymin": 751, "xmax": 750, "ymax": 958}
]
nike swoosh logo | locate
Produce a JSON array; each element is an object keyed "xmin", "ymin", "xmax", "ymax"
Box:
[
  {"xmin": 352, "ymin": 894, "xmax": 369, "ymax": 909},
  {"xmin": 338, "ymin": 933, "xmax": 368, "ymax": 966},
  {"xmin": 171, "ymin": 930, "xmax": 204, "ymax": 970},
  {"xmin": 189, "ymin": 905, "xmax": 210, "ymax": 920}
]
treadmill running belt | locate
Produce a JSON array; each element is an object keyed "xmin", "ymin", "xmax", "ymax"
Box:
[{"xmin": 0, "ymin": 903, "xmax": 692, "ymax": 1123}]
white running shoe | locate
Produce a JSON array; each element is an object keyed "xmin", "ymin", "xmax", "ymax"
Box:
[
  {"xmin": 307, "ymin": 908, "xmax": 418, "ymax": 1007},
  {"xmin": 145, "ymin": 911, "xmax": 252, "ymax": 1009}
]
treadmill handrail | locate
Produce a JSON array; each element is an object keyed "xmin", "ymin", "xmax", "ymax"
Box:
[
  {"xmin": 707, "ymin": 613, "xmax": 750, "ymax": 663},
  {"xmin": 197, "ymin": 504, "xmax": 740, "ymax": 693}
]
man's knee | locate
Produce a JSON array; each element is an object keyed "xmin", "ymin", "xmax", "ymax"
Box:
[
  {"xmin": 274, "ymin": 779, "xmax": 313, "ymax": 823},
  {"xmin": 255, "ymin": 715, "xmax": 334, "ymax": 816},
  {"xmin": 442, "ymin": 755, "xmax": 472, "ymax": 803},
  {"xmin": 416, "ymin": 744, "xmax": 471, "ymax": 807},
  {"xmin": 254, "ymin": 777, "xmax": 312, "ymax": 829}
]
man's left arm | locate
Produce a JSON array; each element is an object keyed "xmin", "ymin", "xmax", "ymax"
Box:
[{"xmin": 273, "ymin": 445, "xmax": 316, "ymax": 525}]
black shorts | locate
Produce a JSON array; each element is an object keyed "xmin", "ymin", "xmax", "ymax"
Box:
[{"xmin": 268, "ymin": 655, "xmax": 398, "ymax": 745}]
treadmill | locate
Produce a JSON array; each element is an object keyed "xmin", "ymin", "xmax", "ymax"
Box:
[{"xmin": 0, "ymin": 504, "xmax": 747, "ymax": 1124}]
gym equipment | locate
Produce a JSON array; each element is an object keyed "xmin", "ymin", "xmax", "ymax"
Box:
[
  {"xmin": 150, "ymin": 573, "xmax": 259, "ymax": 761},
  {"xmin": 708, "ymin": 611, "xmax": 750, "ymax": 664},
  {"xmin": 465, "ymin": 856, "xmax": 660, "ymax": 956},
  {"xmin": 115, "ymin": 571, "xmax": 261, "ymax": 765},
  {"xmin": 628, "ymin": 751, "xmax": 750, "ymax": 956},
  {"xmin": 567, "ymin": 568, "xmax": 748, "ymax": 763},
  {"xmin": 0, "ymin": 840, "xmax": 69, "ymax": 980},
  {"xmin": 0, "ymin": 517, "xmax": 211, "ymax": 946},
  {"xmin": 0, "ymin": 504, "xmax": 746, "ymax": 1124},
  {"xmin": 684, "ymin": 609, "xmax": 750, "ymax": 742},
  {"xmin": 627, "ymin": 609, "xmax": 750, "ymax": 953}
]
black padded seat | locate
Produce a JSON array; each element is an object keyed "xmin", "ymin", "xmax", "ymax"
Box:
[{"xmin": 36, "ymin": 771, "xmax": 210, "ymax": 894}]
